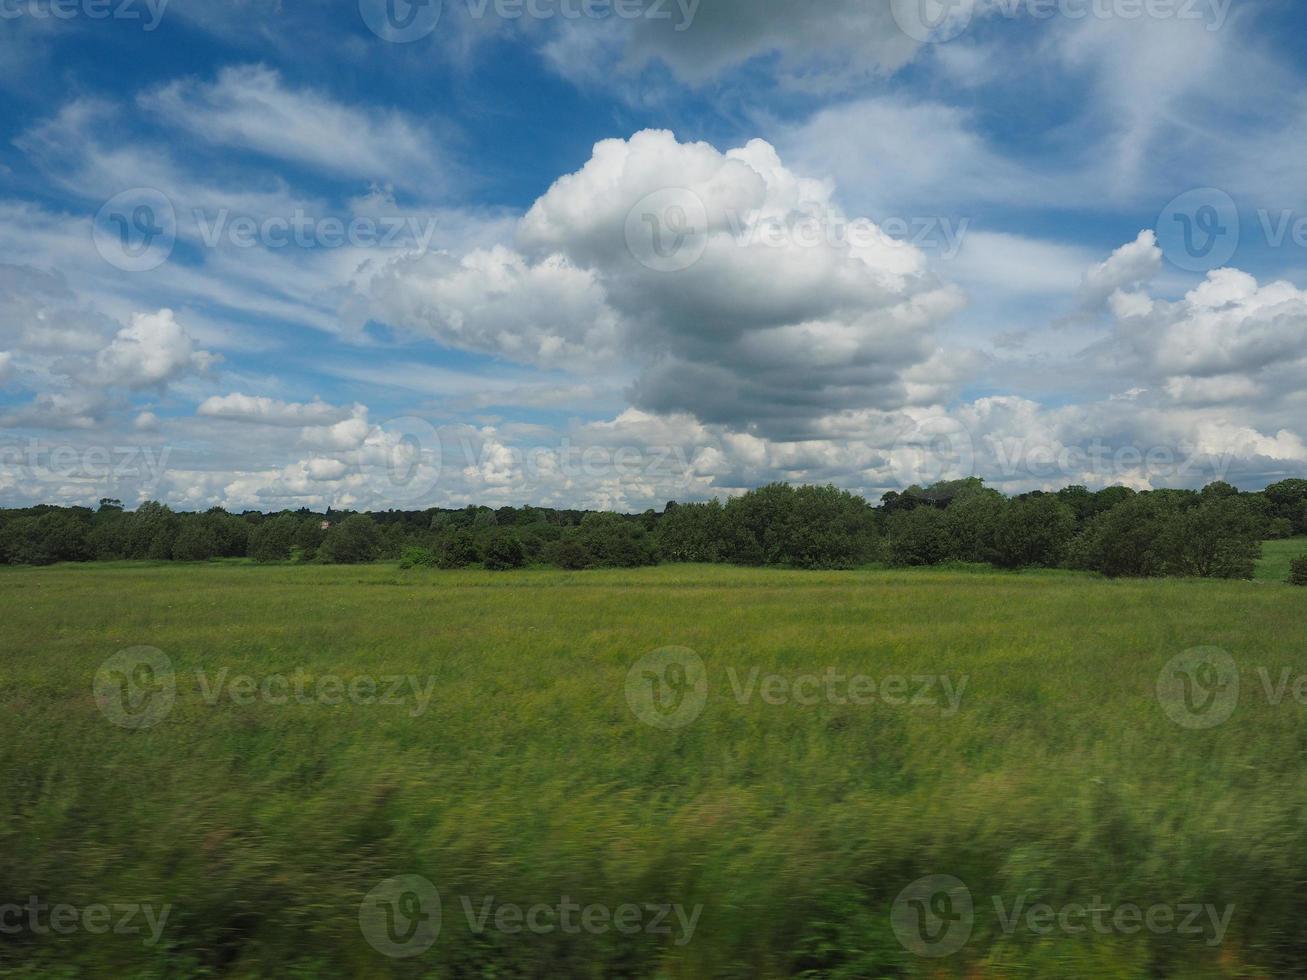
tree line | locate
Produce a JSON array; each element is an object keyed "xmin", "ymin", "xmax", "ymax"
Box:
[{"xmin": 2, "ymin": 478, "xmax": 1306, "ymax": 581}]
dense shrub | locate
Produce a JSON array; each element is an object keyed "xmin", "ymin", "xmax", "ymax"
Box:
[
  {"xmin": 319, "ymin": 516, "xmax": 381, "ymax": 564},
  {"xmin": 992, "ymin": 495, "xmax": 1076, "ymax": 569},
  {"xmin": 1066, "ymin": 494, "xmax": 1174, "ymax": 578},
  {"xmin": 544, "ymin": 536, "xmax": 594, "ymax": 570},
  {"xmin": 1290, "ymin": 557, "xmax": 1307, "ymax": 586},
  {"xmin": 398, "ymin": 546, "xmax": 439, "ymax": 569},
  {"xmin": 574, "ymin": 513, "xmax": 657, "ymax": 567},
  {"xmin": 482, "ymin": 529, "xmax": 526, "ymax": 570},
  {"xmin": 248, "ymin": 514, "xmax": 300, "ymax": 563},
  {"xmin": 654, "ymin": 501, "xmax": 725, "ymax": 563},
  {"xmin": 438, "ymin": 530, "xmax": 479, "ymax": 569},
  {"xmin": 171, "ymin": 521, "xmax": 219, "ymax": 561},
  {"xmin": 885, "ymin": 505, "xmax": 952, "ymax": 566}
]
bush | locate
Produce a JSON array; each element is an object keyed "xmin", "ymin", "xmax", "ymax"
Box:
[
  {"xmin": 247, "ymin": 514, "xmax": 299, "ymax": 563},
  {"xmin": 319, "ymin": 515, "xmax": 380, "ymax": 564},
  {"xmin": 171, "ymin": 521, "xmax": 219, "ymax": 561},
  {"xmin": 885, "ymin": 505, "xmax": 952, "ymax": 566},
  {"xmin": 398, "ymin": 546, "xmax": 438, "ymax": 569},
  {"xmin": 1290, "ymin": 557, "xmax": 1307, "ymax": 586},
  {"xmin": 575, "ymin": 513, "xmax": 657, "ymax": 568},
  {"xmin": 992, "ymin": 495, "xmax": 1076, "ymax": 569},
  {"xmin": 482, "ymin": 529, "xmax": 526, "ymax": 571},
  {"xmin": 545, "ymin": 536, "xmax": 593, "ymax": 570},
  {"xmin": 438, "ymin": 530, "xmax": 479, "ymax": 569}
]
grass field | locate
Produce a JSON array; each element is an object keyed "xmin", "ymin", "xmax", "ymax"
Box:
[
  {"xmin": 3, "ymin": 561, "xmax": 1306, "ymax": 977},
  {"xmin": 1254, "ymin": 536, "xmax": 1307, "ymax": 582}
]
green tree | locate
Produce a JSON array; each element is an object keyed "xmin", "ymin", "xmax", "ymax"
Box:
[
  {"xmin": 1156, "ymin": 493, "xmax": 1262, "ymax": 579},
  {"xmin": 1067, "ymin": 494, "xmax": 1176, "ymax": 577},
  {"xmin": 545, "ymin": 535, "xmax": 594, "ymax": 570},
  {"xmin": 438, "ymin": 530, "xmax": 479, "ymax": 569},
  {"xmin": 885, "ymin": 506, "xmax": 952, "ymax": 566},
  {"xmin": 171, "ymin": 519, "xmax": 219, "ymax": 561},
  {"xmin": 992, "ymin": 495, "xmax": 1076, "ymax": 569},
  {"xmin": 319, "ymin": 515, "xmax": 381, "ymax": 564},
  {"xmin": 247, "ymin": 514, "xmax": 300, "ymax": 563},
  {"xmin": 1290, "ymin": 556, "xmax": 1307, "ymax": 586},
  {"xmin": 654, "ymin": 500, "xmax": 726, "ymax": 563},
  {"xmin": 482, "ymin": 529, "xmax": 526, "ymax": 570},
  {"xmin": 575, "ymin": 513, "xmax": 656, "ymax": 567}
]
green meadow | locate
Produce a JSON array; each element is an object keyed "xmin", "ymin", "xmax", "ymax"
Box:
[{"xmin": 2, "ymin": 560, "xmax": 1306, "ymax": 977}]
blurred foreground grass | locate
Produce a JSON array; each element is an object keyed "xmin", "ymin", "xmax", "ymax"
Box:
[{"xmin": 1, "ymin": 562, "xmax": 1304, "ymax": 977}]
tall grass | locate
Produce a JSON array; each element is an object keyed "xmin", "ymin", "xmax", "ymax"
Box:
[{"xmin": 1, "ymin": 562, "xmax": 1303, "ymax": 977}]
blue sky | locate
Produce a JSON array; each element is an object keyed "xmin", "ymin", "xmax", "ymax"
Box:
[{"xmin": 2, "ymin": 0, "xmax": 1307, "ymax": 511}]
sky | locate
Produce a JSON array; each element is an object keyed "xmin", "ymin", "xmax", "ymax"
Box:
[{"xmin": 2, "ymin": 0, "xmax": 1307, "ymax": 513}]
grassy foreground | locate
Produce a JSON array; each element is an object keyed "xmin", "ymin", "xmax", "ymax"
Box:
[{"xmin": 2, "ymin": 562, "xmax": 1306, "ymax": 978}]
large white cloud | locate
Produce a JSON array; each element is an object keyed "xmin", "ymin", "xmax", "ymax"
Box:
[
  {"xmin": 353, "ymin": 129, "xmax": 964, "ymax": 438},
  {"xmin": 92, "ymin": 310, "xmax": 218, "ymax": 390}
]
